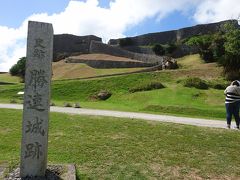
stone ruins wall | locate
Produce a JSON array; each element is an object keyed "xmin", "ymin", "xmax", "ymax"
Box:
[
  {"xmin": 53, "ymin": 34, "xmax": 102, "ymax": 61},
  {"xmin": 89, "ymin": 41, "xmax": 163, "ymax": 64},
  {"xmin": 122, "ymin": 46, "xmax": 155, "ymax": 55},
  {"xmin": 120, "ymin": 44, "xmax": 198, "ymax": 58},
  {"xmin": 52, "ymin": 20, "xmax": 239, "ymax": 64},
  {"xmin": 171, "ymin": 44, "xmax": 198, "ymax": 58},
  {"xmin": 65, "ymin": 58, "xmax": 154, "ymax": 69},
  {"xmin": 108, "ymin": 20, "xmax": 239, "ymax": 46}
]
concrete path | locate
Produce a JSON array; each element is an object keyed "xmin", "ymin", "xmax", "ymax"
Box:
[{"xmin": 0, "ymin": 103, "xmax": 229, "ymax": 129}]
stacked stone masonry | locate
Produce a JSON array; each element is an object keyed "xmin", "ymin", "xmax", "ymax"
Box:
[
  {"xmin": 89, "ymin": 41, "xmax": 163, "ymax": 64},
  {"xmin": 53, "ymin": 34, "xmax": 102, "ymax": 61},
  {"xmin": 108, "ymin": 20, "xmax": 240, "ymax": 46}
]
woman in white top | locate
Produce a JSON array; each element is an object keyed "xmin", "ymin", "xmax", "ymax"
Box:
[{"xmin": 224, "ymin": 80, "xmax": 240, "ymax": 129}]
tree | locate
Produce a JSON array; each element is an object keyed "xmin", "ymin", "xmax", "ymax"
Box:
[
  {"xmin": 211, "ymin": 33, "xmax": 225, "ymax": 61},
  {"xmin": 165, "ymin": 43, "xmax": 177, "ymax": 54},
  {"xmin": 9, "ymin": 57, "xmax": 26, "ymax": 80},
  {"xmin": 184, "ymin": 21, "xmax": 240, "ymax": 80},
  {"xmin": 119, "ymin": 38, "xmax": 134, "ymax": 47},
  {"xmin": 221, "ymin": 23, "xmax": 240, "ymax": 80},
  {"xmin": 186, "ymin": 35, "xmax": 214, "ymax": 62},
  {"xmin": 152, "ymin": 44, "xmax": 165, "ymax": 56}
]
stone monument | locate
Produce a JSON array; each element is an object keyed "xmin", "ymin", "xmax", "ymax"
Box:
[{"xmin": 20, "ymin": 21, "xmax": 53, "ymax": 177}]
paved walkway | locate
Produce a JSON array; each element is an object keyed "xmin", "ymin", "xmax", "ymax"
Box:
[{"xmin": 0, "ymin": 103, "xmax": 228, "ymax": 129}]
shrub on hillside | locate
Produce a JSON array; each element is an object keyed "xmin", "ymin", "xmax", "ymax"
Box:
[
  {"xmin": 152, "ymin": 44, "xmax": 165, "ymax": 56},
  {"xmin": 129, "ymin": 82, "xmax": 165, "ymax": 93},
  {"xmin": 119, "ymin": 38, "xmax": 134, "ymax": 47},
  {"xmin": 207, "ymin": 80, "xmax": 228, "ymax": 90},
  {"xmin": 186, "ymin": 35, "xmax": 215, "ymax": 63},
  {"xmin": 183, "ymin": 77, "xmax": 208, "ymax": 89},
  {"xmin": 212, "ymin": 83, "xmax": 227, "ymax": 90},
  {"xmin": 165, "ymin": 43, "xmax": 177, "ymax": 54}
]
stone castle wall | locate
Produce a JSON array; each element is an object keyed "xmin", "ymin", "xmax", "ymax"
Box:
[
  {"xmin": 89, "ymin": 41, "xmax": 163, "ymax": 64},
  {"xmin": 53, "ymin": 34, "xmax": 102, "ymax": 61},
  {"xmin": 108, "ymin": 20, "xmax": 239, "ymax": 46},
  {"xmin": 52, "ymin": 20, "xmax": 239, "ymax": 64},
  {"xmin": 65, "ymin": 58, "xmax": 154, "ymax": 69},
  {"xmin": 121, "ymin": 44, "xmax": 198, "ymax": 58}
]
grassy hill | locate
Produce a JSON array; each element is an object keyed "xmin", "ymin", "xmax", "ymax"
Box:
[
  {"xmin": 0, "ymin": 54, "xmax": 228, "ymax": 119},
  {"xmin": 52, "ymin": 54, "xmax": 145, "ymax": 80},
  {"xmin": 0, "ymin": 73, "xmax": 20, "ymax": 84}
]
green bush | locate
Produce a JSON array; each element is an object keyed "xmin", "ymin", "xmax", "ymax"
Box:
[
  {"xmin": 9, "ymin": 64, "xmax": 19, "ymax": 76},
  {"xmin": 183, "ymin": 77, "xmax": 209, "ymax": 89},
  {"xmin": 129, "ymin": 82, "xmax": 165, "ymax": 93},
  {"xmin": 212, "ymin": 83, "xmax": 227, "ymax": 90},
  {"xmin": 152, "ymin": 44, "xmax": 165, "ymax": 56},
  {"xmin": 119, "ymin": 38, "xmax": 134, "ymax": 47},
  {"xmin": 201, "ymin": 50, "xmax": 214, "ymax": 62},
  {"xmin": 9, "ymin": 57, "xmax": 26, "ymax": 80},
  {"xmin": 166, "ymin": 43, "xmax": 177, "ymax": 54},
  {"xmin": 207, "ymin": 80, "xmax": 228, "ymax": 90},
  {"xmin": 186, "ymin": 35, "xmax": 215, "ymax": 63}
]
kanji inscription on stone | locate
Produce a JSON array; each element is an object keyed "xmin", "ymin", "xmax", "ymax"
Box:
[{"xmin": 20, "ymin": 21, "xmax": 53, "ymax": 177}]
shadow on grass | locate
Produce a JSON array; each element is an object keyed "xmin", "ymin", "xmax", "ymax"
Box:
[{"xmin": 0, "ymin": 82, "xmax": 16, "ymax": 85}]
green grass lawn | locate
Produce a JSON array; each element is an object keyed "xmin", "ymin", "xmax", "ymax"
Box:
[{"xmin": 0, "ymin": 109, "xmax": 240, "ymax": 179}]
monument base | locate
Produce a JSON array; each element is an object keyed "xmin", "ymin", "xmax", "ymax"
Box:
[{"xmin": 4, "ymin": 164, "xmax": 76, "ymax": 180}]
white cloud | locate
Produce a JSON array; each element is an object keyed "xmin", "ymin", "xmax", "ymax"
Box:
[
  {"xmin": 1, "ymin": 0, "xmax": 198, "ymax": 72},
  {"xmin": 0, "ymin": 0, "xmax": 239, "ymax": 72},
  {"xmin": 193, "ymin": 0, "xmax": 240, "ymax": 23},
  {"xmin": 0, "ymin": 23, "xmax": 27, "ymax": 72}
]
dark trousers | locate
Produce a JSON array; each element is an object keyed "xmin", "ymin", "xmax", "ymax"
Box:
[{"xmin": 225, "ymin": 102, "xmax": 240, "ymax": 127}]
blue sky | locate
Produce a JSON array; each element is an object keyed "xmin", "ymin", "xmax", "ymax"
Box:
[
  {"xmin": 0, "ymin": 0, "xmax": 69, "ymax": 28},
  {"xmin": 0, "ymin": 0, "xmax": 239, "ymax": 71},
  {"xmin": 126, "ymin": 11, "xmax": 195, "ymax": 36},
  {"xmin": 0, "ymin": 0, "xmax": 195, "ymax": 35}
]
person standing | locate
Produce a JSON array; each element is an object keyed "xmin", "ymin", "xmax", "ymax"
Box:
[{"xmin": 224, "ymin": 80, "xmax": 240, "ymax": 129}]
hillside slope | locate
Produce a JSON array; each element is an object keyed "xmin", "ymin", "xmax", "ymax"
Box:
[
  {"xmin": 0, "ymin": 54, "xmax": 227, "ymax": 119},
  {"xmin": 176, "ymin": 54, "xmax": 222, "ymax": 79},
  {"xmin": 52, "ymin": 54, "xmax": 145, "ymax": 80}
]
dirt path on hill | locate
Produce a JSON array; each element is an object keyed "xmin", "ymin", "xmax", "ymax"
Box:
[{"xmin": 0, "ymin": 103, "xmax": 229, "ymax": 129}]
